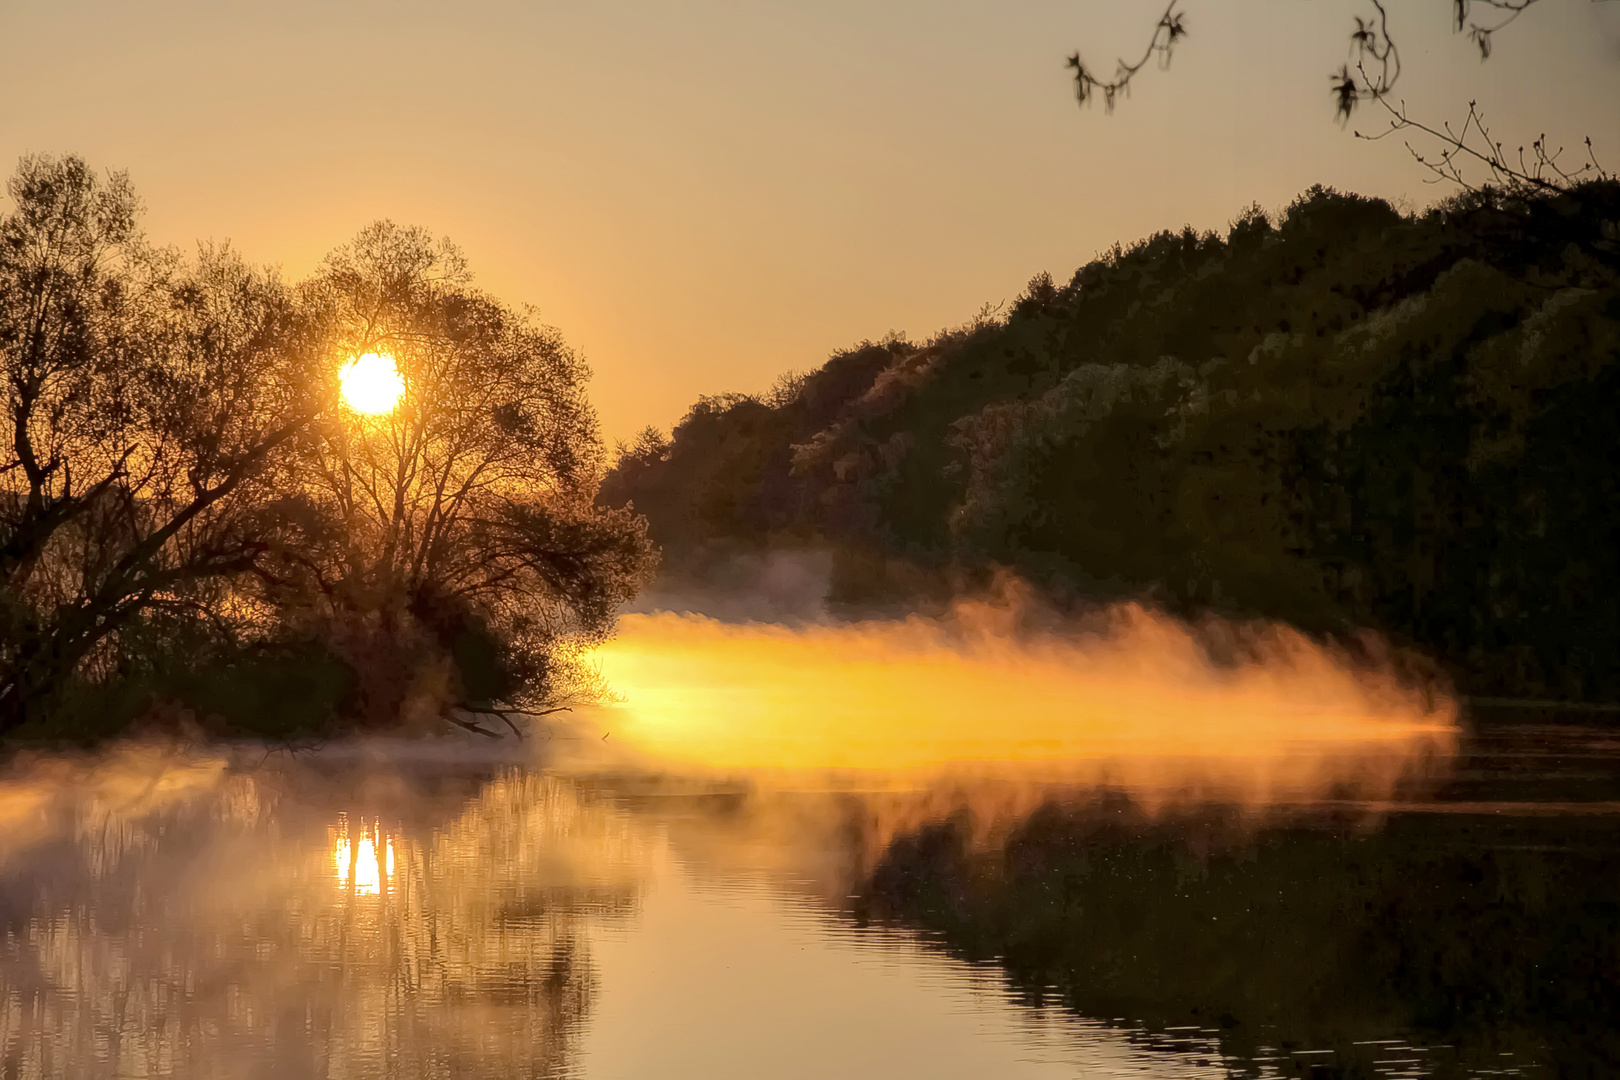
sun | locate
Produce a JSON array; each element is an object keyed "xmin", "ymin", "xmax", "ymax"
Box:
[{"xmin": 339, "ymin": 352, "xmax": 405, "ymax": 415}]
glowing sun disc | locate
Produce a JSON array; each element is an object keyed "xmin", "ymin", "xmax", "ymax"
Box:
[{"xmin": 339, "ymin": 352, "xmax": 405, "ymax": 414}]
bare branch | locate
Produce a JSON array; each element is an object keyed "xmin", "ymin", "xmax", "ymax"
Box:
[
  {"xmin": 1332, "ymin": 0, "xmax": 1402, "ymax": 122},
  {"xmin": 1355, "ymin": 96, "xmax": 1611, "ymax": 193},
  {"xmin": 1067, "ymin": 1, "xmax": 1187, "ymax": 112},
  {"xmin": 1455, "ymin": 0, "xmax": 1540, "ymax": 60}
]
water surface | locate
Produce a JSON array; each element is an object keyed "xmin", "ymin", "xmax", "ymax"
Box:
[{"xmin": 0, "ymin": 715, "xmax": 1614, "ymax": 1078}]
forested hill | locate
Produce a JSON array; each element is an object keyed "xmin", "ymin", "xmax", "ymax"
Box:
[{"xmin": 599, "ymin": 182, "xmax": 1620, "ymax": 701}]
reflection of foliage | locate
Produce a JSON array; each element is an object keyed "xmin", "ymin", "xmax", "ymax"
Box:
[
  {"xmin": 602, "ymin": 180, "xmax": 1620, "ymax": 699},
  {"xmin": 0, "ymin": 764, "xmax": 642, "ymax": 1078},
  {"xmin": 856, "ymin": 791, "xmax": 1620, "ymax": 1076}
]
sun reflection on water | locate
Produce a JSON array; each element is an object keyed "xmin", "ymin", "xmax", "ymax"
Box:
[
  {"xmin": 0, "ymin": 768, "xmax": 655, "ymax": 1077},
  {"xmin": 333, "ymin": 819, "xmax": 397, "ymax": 894}
]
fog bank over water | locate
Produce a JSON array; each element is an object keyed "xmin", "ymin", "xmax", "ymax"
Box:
[
  {"xmin": 0, "ymin": 565, "xmax": 1458, "ymax": 880},
  {"xmin": 0, "ymin": 737, "xmax": 1323, "ymax": 1080},
  {"xmin": 0, "ymin": 583, "xmax": 1513, "ymax": 1079},
  {"xmin": 586, "ymin": 577, "xmax": 1457, "ymax": 813}
]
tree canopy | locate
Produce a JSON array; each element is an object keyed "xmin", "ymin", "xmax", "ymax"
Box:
[
  {"xmin": 601, "ymin": 179, "xmax": 1620, "ymax": 701},
  {"xmin": 0, "ymin": 155, "xmax": 653, "ymax": 739}
]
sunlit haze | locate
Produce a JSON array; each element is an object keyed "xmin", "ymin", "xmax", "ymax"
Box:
[
  {"xmin": 3, "ymin": 0, "xmax": 1616, "ymax": 442},
  {"xmin": 585, "ymin": 602, "xmax": 1457, "ymax": 804},
  {"xmin": 0, "ymin": 0, "xmax": 1614, "ymax": 1072}
]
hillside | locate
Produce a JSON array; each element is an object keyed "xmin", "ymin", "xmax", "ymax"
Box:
[{"xmin": 600, "ymin": 182, "xmax": 1620, "ymax": 701}]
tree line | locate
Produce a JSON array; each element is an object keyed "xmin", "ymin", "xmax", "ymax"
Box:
[
  {"xmin": 0, "ymin": 155, "xmax": 654, "ymax": 741},
  {"xmin": 602, "ymin": 179, "xmax": 1620, "ymax": 701}
]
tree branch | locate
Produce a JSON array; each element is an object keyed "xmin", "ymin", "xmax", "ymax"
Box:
[{"xmin": 1067, "ymin": 1, "xmax": 1187, "ymax": 112}]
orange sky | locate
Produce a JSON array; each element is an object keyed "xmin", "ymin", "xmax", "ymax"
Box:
[{"xmin": 3, "ymin": 1, "xmax": 1616, "ymax": 444}]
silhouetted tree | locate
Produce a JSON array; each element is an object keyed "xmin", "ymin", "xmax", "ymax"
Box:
[
  {"xmin": 0, "ymin": 159, "xmax": 654, "ymax": 737},
  {"xmin": 265, "ymin": 223, "xmax": 655, "ymax": 725},
  {"xmin": 0, "ymin": 155, "xmax": 326, "ymax": 728}
]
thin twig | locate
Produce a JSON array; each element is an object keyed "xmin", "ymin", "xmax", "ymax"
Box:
[
  {"xmin": 1355, "ymin": 95, "xmax": 1609, "ymax": 193},
  {"xmin": 445, "ymin": 702, "xmax": 574, "ymax": 740},
  {"xmin": 1454, "ymin": 0, "xmax": 1540, "ymax": 59},
  {"xmin": 1067, "ymin": 1, "xmax": 1187, "ymax": 112},
  {"xmin": 1330, "ymin": 0, "xmax": 1400, "ymax": 122},
  {"xmin": 445, "ymin": 713, "xmax": 502, "ymax": 739}
]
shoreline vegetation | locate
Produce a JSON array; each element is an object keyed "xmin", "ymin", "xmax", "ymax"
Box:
[
  {"xmin": 0, "ymin": 155, "xmax": 655, "ymax": 748},
  {"xmin": 6, "ymin": 155, "xmax": 1618, "ymax": 748},
  {"xmin": 601, "ymin": 179, "xmax": 1620, "ymax": 709}
]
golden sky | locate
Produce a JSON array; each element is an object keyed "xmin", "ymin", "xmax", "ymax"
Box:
[{"xmin": 3, "ymin": 1, "xmax": 1617, "ymax": 443}]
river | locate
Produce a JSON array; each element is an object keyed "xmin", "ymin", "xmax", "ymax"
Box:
[{"xmin": 0, "ymin": 609, "xmax": 1615, "ymax": 1077}]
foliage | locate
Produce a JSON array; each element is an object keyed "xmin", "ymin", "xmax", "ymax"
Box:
[
  {"xmin": 600, "ymin": 180, "xmax": 1620, "ymax": 699},
  {"xmin": 260, "ymin": 223, "xmax": 655, "ymax": 721},
  {"xmin": 0, "ymin": 156, "xmax": 652, "ymax": 738},
  {"xmin": 0, "ymin": 156, "xmax": 327, "ymax": 729},
  {"xmin": 600, "ymin": 343, "xmax": 897, "ymax": 578}
]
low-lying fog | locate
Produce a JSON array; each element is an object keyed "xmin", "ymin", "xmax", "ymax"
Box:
[{"xmin": 0, "ymin": 560, "xmax": 1482, "ymax": 1079}]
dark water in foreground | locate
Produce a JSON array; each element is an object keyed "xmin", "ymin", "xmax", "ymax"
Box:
[{"xmin": 0, "ymin": 716, "xmax": 1615, "ymax": 1079}]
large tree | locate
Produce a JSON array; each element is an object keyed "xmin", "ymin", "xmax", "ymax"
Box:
[
  {"xmin": 0, "ymin": 155, "xmax": 326, "ymax": 728},
  {"xmin": 264, "ymin": 222, "xmax": 654, "ymax": 726},
  {"xmin": 0, "ymin": 159, "xmax": 653, "ymax": 734}
]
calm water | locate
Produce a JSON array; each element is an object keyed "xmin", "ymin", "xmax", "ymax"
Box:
[{"xmin": 0, "ymin": 715, "xmax": 1615, "ymax": 1079}]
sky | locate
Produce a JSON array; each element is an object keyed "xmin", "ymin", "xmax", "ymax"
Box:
[{"xmin": 3, "ymin": 0, "xmax": 1617, "ymax": 444}]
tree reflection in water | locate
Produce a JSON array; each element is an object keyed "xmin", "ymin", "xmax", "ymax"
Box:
[
  {"xmin": 853, "ymin": 725, "xmax": 1620, "ymax": 1079},
  {"xmin": 0, "ymin": 721, "xmax": 1613, "ymax": 1079},
  {"xmin": 0, "ymin": 755, "xmax": 645, "ymax": 1079}
]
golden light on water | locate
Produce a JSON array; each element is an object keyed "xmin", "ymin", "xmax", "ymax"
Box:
[
  {"xmin": 585, "ymin": 603, "xmax": 1458, "ymax": 805},
  {"xmin": 334, "ymin": 821, "xmax": 395, "ymax": 895},
  {"xmin": 338, "ymin": 352, "xmax": 405, "ymax": 414}
]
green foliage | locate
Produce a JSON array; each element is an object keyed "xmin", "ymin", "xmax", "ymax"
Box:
[
  {"xmin": 602, "ymin": 181, "xmax": 1620, "ymax": 698},
  {"xmin": 600, "ymin": 344, "xmax": 897, "ymax": 574}
]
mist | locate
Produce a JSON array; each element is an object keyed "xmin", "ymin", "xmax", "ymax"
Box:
[{"xmin": 582, "ymin": 578, "xmax": 1457, "ymax": 812}]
